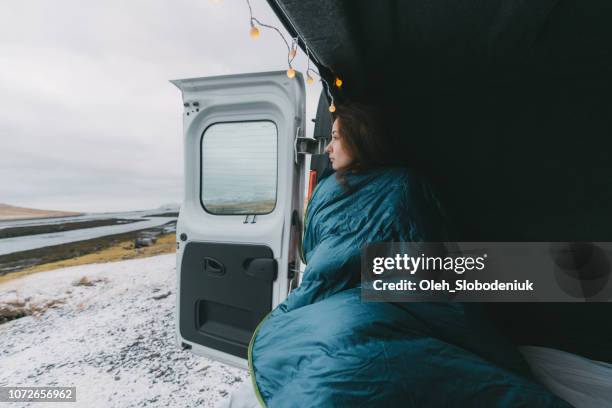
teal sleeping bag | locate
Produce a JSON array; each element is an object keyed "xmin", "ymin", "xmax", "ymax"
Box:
[{"xmin": 248, "ymin": 168, "xmax": 572, "ymax": 407}]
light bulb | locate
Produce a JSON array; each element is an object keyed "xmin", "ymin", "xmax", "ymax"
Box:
[
  {"xmin": 250, "ymin": 24, "xmax": 260, "ymax": 39},
  {"xmin": 335, "ymin": 77, "xmax": 342, "ymax": 87},
  {"xmin": 289, "ymin": 48, "xmax": 297, "ymax": 59},
  {"xmin": 329, "ymin": 103, "xmax": 336, "ymax": 113},
  {"xmin": 306, "ymin": 74, "xmax": 314, "ymax": 85},
  {"xmin": 287, "ymin": 68, "xmax": 296, "ymax": 78}
]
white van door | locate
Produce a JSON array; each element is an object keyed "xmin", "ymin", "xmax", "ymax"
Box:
[{"xmin": 172, "ymin": 71, "xmax": 306, "ymax": 368}]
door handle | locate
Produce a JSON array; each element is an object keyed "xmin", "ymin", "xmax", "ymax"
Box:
[
  {"xmin": 245, "ymin": 258, "xmax": 277, "ymax": 282},
  {"xmin": 203, "ymin": 257, "xmax": 225, "ymax": 276}
]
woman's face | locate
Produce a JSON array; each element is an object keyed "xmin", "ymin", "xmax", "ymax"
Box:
[{"xmin": 326, "ymin": 118, "xmax": 354, "ymax": 171}]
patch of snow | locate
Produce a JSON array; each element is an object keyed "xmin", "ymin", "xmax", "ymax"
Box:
[{"xmin": 0, "ymin": 254, "xmax": 247, "ymax": 407}]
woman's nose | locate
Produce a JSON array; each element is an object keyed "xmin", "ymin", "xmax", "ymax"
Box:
[{"xmin": 325, "ymin": 142, "xmax": 332, "ymax": 153}]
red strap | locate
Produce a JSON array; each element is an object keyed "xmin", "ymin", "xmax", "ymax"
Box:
[{"xmin": 307, "ymin": 170, "xmax": 318, "ymax": 201}]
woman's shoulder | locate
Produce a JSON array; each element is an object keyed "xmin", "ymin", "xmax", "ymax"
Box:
[
  {"xmin": 311, "ymin": 171, "xmax": 340, "ymax": 198},
  {"xmin": 312, "ymin": 166, "xmax": 428, "ymax": 199}
]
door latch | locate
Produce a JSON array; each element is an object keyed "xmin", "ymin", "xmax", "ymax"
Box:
[{"xmin": 293, "ymin": 126, "xmax": 318, "ymax": 165}]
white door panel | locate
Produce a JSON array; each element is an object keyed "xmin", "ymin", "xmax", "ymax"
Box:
[{"xmin": 172, "ymin": 71, "xmax": 305, "ymax": 367}]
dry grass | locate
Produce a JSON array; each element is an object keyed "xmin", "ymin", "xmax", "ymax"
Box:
[
  {"xmin": 0, "ymin": 233, "xmax": 176, "ymax": 284},
  {"xmin": 0, "ymin": 298, "xmax": 67, "ymax": 323},
  {"xmin": 0, "ymin": 203, "xmax": 81, "ymax": 220},
  {"xmin": 72, "ymin": 275, "xmax": 109, "ymax": 287}
]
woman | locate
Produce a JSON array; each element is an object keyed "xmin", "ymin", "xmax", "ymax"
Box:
[{"xmin": 231, "ymin": 104, "xmax": 571, "ymax": 407}]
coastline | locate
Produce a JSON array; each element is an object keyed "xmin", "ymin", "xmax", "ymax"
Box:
[{"xmin": 0, "ymin": 233, "xmax": 176, "ymax": 285}]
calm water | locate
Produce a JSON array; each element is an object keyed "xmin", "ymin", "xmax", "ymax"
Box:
[{"xmin": 0, "ymin": 210, "xmax": 176, "ymax": 256}]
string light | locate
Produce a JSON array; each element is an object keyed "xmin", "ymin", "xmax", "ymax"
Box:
[
  {"xmin": 244, "ymin": 0, "xmax": 339, "ymax": 112},
  {"xmin": 305, "ymin": 46, "xmax": 336, "ymax": 113},
  {"xmin": 305, "ymin": 47, "xmax": 314, "ymax": 84},
  {"xmin": 289, "ymin": 38, "xmax": 297, "ymax": 59},
  {"xmin": 249, "ymin": 22, "xmax": 260, "ymax": 39},
  {"xmin": 317, "ymin": 70, "xmax": 336, "ymax": 113}
]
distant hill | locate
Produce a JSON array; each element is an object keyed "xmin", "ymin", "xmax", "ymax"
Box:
[
  {"xmin": 156, "ymin": 203, "xmax": 180, "ymax": 212},
  {"xmin": 0, "ymin": 203, "xmax": 82, "ymax": 221}
]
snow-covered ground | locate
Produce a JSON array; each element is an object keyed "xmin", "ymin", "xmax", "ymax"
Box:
[{"xmin": 0, "ymin": 254, "xmax": 247, "ymax": 407}]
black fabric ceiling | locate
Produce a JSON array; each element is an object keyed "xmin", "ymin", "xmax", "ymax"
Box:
[
  {"xmin": 270, "ymin": 0, "xmax": 612, "ymax": 104},
  {"xmin": 268, "ymin": 0, "xmax": 612, "ymax": 362}
]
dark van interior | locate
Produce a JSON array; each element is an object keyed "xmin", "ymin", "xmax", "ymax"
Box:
[{"xmin": 268, "ymin": 0, "xmax": 612, "ymax": 362}]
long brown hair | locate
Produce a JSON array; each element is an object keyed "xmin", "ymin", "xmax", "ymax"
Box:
[{"xmin": 331, "ymin": 103, "xmax": 401, "ymax": 185}]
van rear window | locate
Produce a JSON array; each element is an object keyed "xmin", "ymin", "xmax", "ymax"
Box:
[{"xmin": 200, "ymin": 121, "xmax": 277, "ymax": 215}]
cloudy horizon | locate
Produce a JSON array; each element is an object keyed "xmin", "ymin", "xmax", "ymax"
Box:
[{"xmin": 0, "ymin": 0, "xmax": 321, "ymax": 213}]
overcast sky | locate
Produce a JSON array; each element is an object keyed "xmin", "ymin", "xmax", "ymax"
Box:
[{"xmin": 0, "ymin": 0, "xmax": 321, "ymax": 213}]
